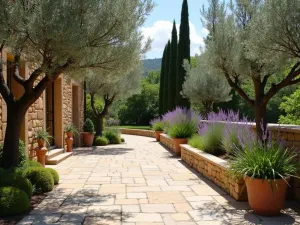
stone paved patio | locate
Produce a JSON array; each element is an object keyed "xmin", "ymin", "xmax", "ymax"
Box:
[{"xmin": 19, "ymin": 135, "xmax": 300, "ymax": 225}]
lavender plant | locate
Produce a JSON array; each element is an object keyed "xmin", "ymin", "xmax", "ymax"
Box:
[
  {"xmin": 150, "ymin": 118, "xmax": 164, "ymax": 132},
  {"xmin": 162, "ymin": 107, "xmax": 201, "ymax": 139}
]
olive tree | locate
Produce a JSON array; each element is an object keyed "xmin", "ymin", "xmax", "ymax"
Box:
[
  {"xmin": 0, "ymin": 0, "xmax": 153, "ymax": 168},
  {"xmin": 201, "ymin": 0, "xmax": 300, "ymax": 140},
  {"xmin": 182, "ymin": 56, "xmax": 231, "ymax": 118},
  {"xmin": 86, "ymin": 65, "xmax": 142, "ymax": 136}
]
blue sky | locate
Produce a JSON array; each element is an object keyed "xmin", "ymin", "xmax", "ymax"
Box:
[{"xmin": 143, "ymin": 0, "xmax": 210, "ymax": 59}]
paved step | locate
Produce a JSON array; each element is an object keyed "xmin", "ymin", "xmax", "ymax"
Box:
[
  {"xmin": 46, "ymin": 152, "xmax": 73, "ymax": 165},
  {"xmin": 46, "ymin": 148, "xmax": 64, "ymax": 161}
]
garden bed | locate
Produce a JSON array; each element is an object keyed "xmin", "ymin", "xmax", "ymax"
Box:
[
  {"xmin": 180, "ymin": 144, "xmax": 247, "ymax": 201},
  {"xmin": 120, "ymin": 128, "xmax": 155, "ymax": 138}
]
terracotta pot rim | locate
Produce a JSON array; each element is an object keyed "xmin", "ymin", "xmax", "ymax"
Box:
[
  {"xmin": 81, "ymin": 132, "xmax": 95, "ymax": 134},
  {"xmin": 244, "ymin": 176, "xmax": 290, "ymax": 182}
]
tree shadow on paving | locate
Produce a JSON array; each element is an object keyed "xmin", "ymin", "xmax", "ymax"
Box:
[
  {"xmin": 73, "ymin": 147, "xmax": 134, "ymax": 156},
  {"xmin": 191, "ymin": 201, "xmax": 299, "ymax": 224}
]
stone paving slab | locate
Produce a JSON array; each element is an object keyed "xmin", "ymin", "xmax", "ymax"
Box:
[{"xmin": 19, "ymin": 135, "xmax": 300, "ymax": 225}]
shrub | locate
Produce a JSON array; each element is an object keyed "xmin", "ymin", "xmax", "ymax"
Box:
[
  {"xmin": 197, "ymin": 124, "xmax": 224, "ymax": 155},
  {"xmin": 150, "ymin": 118, "xmax": 164, "ymax": 131},
  {"xmin": 0, "ymin": 173, "xmax": 33, "ymax": 198},
  {"xmin": 45, "ymin": 168, "xmax": 59, "ymax": 185},
  {"xmin": 94, "ymin": 136, "xmax": 109, "ymax": 146},
  {"xmin": 230, "ymin": 142, "xmax": 298, "ymax": 182},
  {"xmin": 22, "ymin": 160, "xmax": 43, "ymax": 168},
  {"xmin": 0, "ymin": 140, "xmax": 26, "ymax": 167},
  {"xmin": 0, "ymin": 187, "xmax": 30, "ymax": 217},
  {"xmin": 121, "ymin": 137, "xmax": 125, "ymax": 142},
  {"xmin": 83, "ymin": 118, "xmax": 95, "ymax": 133},
  {"xmin": 64, "ymin": 123, "xmax": 78, "ymax": 134},
  {"xmin": 24, "ymin": 167, "xmax": 54, "ymax": 193},
  {"xmin": 168, "ymin": 122, "xmax": 197, "ymax": 139},
  {"xmin": 188, "ymin": 135, "xmax": 204, "ymax": 149},
  {"xmin": 104, "ymin": 131, "xmax": 121, "ymax": 144}
]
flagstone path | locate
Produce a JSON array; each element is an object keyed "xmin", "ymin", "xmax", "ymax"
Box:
[{"xmin": 18, "ymin": 135, "xmax": 300, "ymax": 225}]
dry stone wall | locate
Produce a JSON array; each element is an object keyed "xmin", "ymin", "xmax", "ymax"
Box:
[
  {"xmin": 181, "ymin": 144, "xmax": 247, "ymax": 201},
  {"xmin": 120, "ymin": 128, "xmax": 155, "ymax": 138}
]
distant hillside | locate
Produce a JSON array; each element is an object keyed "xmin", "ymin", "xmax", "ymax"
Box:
[{"xmin": 142, "ymin": 58, "xmax": 162, "ymax": 76}]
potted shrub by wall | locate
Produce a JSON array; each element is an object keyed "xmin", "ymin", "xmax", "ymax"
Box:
[
  {"xmin": 64, "ymin": 123, "xmax": 78, "ymax": 152},
  {"xmin": 230, "ymin": 142, "xmax": 298, "ymax": 216},
  {"xmin": 35, "ymin": 129, "xmax": 52, "ymax": 167},
  {"xmin": 82, "ymin": 119, "xmax": 95, "ymax": 147},
  {"xmin": 151, "ymin": 118, "xmax": 164, "ymax": 141},
  {"xmin": 168, "ymin": 121, "xmax": 197, "ymax": 155}
]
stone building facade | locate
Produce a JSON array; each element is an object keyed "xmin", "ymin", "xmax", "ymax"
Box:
[{"xmin": 0, "ymin": 49, "xmax": 85, "ymax": 158}]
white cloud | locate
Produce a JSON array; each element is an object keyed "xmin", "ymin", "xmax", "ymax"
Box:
[{"xmin": 142, "ymin": 20, "xmax": 208, "ymax": 58}]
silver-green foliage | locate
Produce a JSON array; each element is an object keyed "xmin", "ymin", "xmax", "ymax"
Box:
[{"xmin": 182, "ymin": 56, "xmax": 231, "ymax": 113}]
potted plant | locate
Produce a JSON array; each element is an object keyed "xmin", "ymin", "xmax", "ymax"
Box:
[
  {"xmin": 64, "ymin": 123, "xmax": 78, "ymax": 152},
  {"xmin": 34, "ymin": 129, "xmax": 52, "ymax": 167},
  {"xmin": 81, "ymin": 118, "xmax": 95, "ymax": 147},
  {"xmin": 36, "ymin": 129, "xmax": 52, "ymax": 147},
  {"xmin": 230, "ymin": 142, "xmax": 298, "ymax": 216},
  {"xmin": 168, "ymin": 121, "xmax": 197, "ymax": 155},
  {"xmin": 150, "ymin": 118, "xmax": 164, "ymax": 141}
]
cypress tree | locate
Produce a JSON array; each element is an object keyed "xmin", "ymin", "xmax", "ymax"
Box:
[
  {"xmin": 168, "ymin": 21, "xmax": 178, "ymax": 111},
  {"xmin": 176, "ymin": 0, "xmax": 191, "ymax": 108},
  {"xmin": 163, "ymin": 41, "xmax": 171, "ymax": 113},
  {"xmin": 159, "ymin": 46, "xmax": 167, "ymax": 116}
]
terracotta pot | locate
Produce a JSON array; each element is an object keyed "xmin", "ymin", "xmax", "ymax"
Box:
[
  {"xmin": 66, "ymin": 132, "xmax": 73, "ymax": 138},
  {"xmin": 82, "ymin": 132, "xmax": 94, "ymax": 147},
  {"xmin": 35, "ymin": 147, "xmax": 47, "ymax": 167},
  {"xmin": 173, "ymin": 138, "xmax": 188, "ymax": 155},
  {"xmin": 65, "ymin": 136, "xmax": 73, "ymax": 152},
  {"xmin": 37, "ymin": 139, "xmax": 45, "ymax": 148},
  {"xmin": 155, "ymin": 131, "xmax": 163, "ymax": 141},
  {"xmin": 244, "ymin": 176, "xmax": 289, "ymax": 216}
]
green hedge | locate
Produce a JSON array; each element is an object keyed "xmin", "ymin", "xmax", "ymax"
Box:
[
  {"xmin": 0, "ymin": 173, "xmax": 33, "ymax": 198},
  {"xmin": 45, "ymin": 168, "xmax": 59, "ymax": 185},
  {"xmin": 0, "ymin": 187, "xmax": 30, "ymax": 217},
  {"xmin": 24, "ymin": 167, "xmax": 54, "ymax": 193}
]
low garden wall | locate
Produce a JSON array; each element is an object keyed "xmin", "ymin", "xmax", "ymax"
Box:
[
  {"xmin": 120, "ymin": 128, "xmax": 155, "ymax": 138},
  {"xmin": 160, "ymin": 134, "xmax": 176, "ymax": 154},
  {"xmin": 180, "ymin": 144, "xmax": 247, "ymax": 201}
]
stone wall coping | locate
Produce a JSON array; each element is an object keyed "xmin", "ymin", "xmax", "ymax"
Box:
[
  {"xmin": 120, "ymin": 128, "xmax": 154, "ymax": 133},
  {"xmin": 180, "ymin": 144, "xmax": 229, "ymax": 169},
  {"xmin": 200, "ymin": 120, "xmax": 300, "ymax": 133}
]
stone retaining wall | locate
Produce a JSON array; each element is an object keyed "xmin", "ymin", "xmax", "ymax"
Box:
[
  {"xmin": 120, "ymin": 128, "xmax": 155, "ymax": 138},
  {"xmin": 160, "ymin": 134, "xmax": 176, "ymax": 153},
  {"xmin": 181, "ymin": 144, "xmax": 247, "ymax": 201}
]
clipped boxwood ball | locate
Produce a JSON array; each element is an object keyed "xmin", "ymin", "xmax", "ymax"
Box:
[
  {"xmin": 22, "ymin": 160, "xmax": 43, "ymax": 168},
  {"xmin": 45, "ymin": 168, "xmax": 59, "ymax": 185},
  {"xmin": 0, "ymin": 174, "xmax": 33, "ymax": 198},
  {"xmin": 0, "ymin": 187, "xmax": 30, "ymax": 217},
  {"xmin": 24, "ymin": 167, "xmax": 54, "ymax": 193},
  {"xmin": 121, "ymin": 137, "xmax": 125, "ymax": 142},
  {"xmin": 94, "ymin": 136, "xmax": 109, "ymax": 146},
  {"xmin": 104, "ymin": 131, "xmax": 121, "ymax": 144}
]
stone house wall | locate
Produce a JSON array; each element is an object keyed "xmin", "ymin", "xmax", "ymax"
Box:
[{"xmin": 0, "ymin": 48, "xmax": 84, "ymax": 157}]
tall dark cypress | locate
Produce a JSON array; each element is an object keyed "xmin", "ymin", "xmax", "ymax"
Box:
[
  {"xmin": 163, "ymin": 41, "xmax": 171, "ymax": 113},
  {"xmin": 176, "ymin": 0, "xmax": 191, "ymax": 108},
  {"xmin": 158, "ymin": 46, "xmax": 167, "ymax": 116},
  {"xmin": 168, "ymin": 21, "xmax": 178, "ymax": 111}
]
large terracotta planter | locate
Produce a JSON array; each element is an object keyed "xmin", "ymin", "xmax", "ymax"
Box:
[
  {"xmin": 173, "ymin": 138, "xmax": 188, "ymax": 155},
  {"xmin": 82, "ymin": 132, "xmax": 94, "ymax": 147},
  {"xmin": 65, "ymin": 132, "xmax": 73, "ymax": 152},
  {"xmin": 245, "ymin": 176, "xmax": 289, "ymax": 216},
  {"xmin": 35, "ymin": 147, "xmax": 47, "ymax": 167},
  {"xmin": 155, "ymin": 131, "xmax": 163, "ymax": 141}
]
